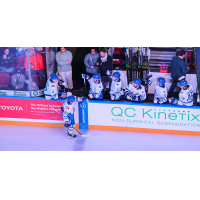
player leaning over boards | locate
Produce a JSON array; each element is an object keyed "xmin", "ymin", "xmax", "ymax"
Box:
[
  {"xmin": 146, "ymin": 77, "xmax": 168, "ymax": 104},
  {"xmin": 106, "ymin": 70, "xmax": 124, "ymax": 100},
  {"xmin": 125, "ymin": 78, "xmax": 146, "ymax": 102},
  {"xmin": 82, "ymin": 73, "xmax": 103, "ymax": 99},
  {"xmin": 169, "ymin": 80, "xmax": 193, "ymax": 106},
  {"xmin": 44, "ymin": 73, "xmax": 71, "ymax": 100},
  {"xmin": 61, "ymin": 96, "xmax": 76, "ymax": 138}
]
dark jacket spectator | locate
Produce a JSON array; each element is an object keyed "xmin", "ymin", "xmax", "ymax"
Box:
[
  {"xmin": 96, "ymin": 51, "xmax": 112, "ymax": 76},
  {"xmin": 170, "ymin": 56, "xmax": 189, "ymax": 79},
  {"xmin": 168, "ymin": 50, "xmax": 190, "ymax": 98},
  {"xmin": 0, "ymin": 48, "xmax": 16, "ymax": 74},
  {"xmin": 96, "ymin": 49, "xmax": 113, "ymax": 92},
  {"xmin": 84, "ymin": 48, "xmax": 100, "ymax": 75}
]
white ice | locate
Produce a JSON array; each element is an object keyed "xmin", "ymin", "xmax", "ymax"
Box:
[{"xmin": 0, "ymin": 125, "xmax": 200, "ymax": 151}]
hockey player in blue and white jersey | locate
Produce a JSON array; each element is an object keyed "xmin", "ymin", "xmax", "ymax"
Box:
[
  {"xmin": 82, "ymin": 73, "xmax": 103, "ymax": 99},
  {"xmin": 147, "ymin": 77, "xmax": 168, "ymax": 104},
  {"xmin": 61, "ymin": 96, "xmax": 77, "ymax": 138},
  {"xmin": 44, "ymin": 73, "xmax": 70, "ymax": 100},
  {"xmin": 106, "ymin": 70, "xmax": 123, "ymax": 100},
  {"xmin": 169, "ymin": 80, "xmax": 193, "ymax": 106},
  {"xmin": 125, "ymin": 78, "xmax": 146, "ymax": 102}
]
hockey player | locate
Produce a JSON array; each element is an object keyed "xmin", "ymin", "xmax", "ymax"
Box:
[
  {"xmin": 44, "ymin": 73, "xmax": 70, "ymax": 100},
  {"xmin": 146, "ymin": 77, "xmax": 167, "ymax": 104},
  {"xmin": 61, "ymin": 96, "xmax": 77, "ymax": 138},
  {"xmin": 169, "ymin": 80, "xmax": 193, "ymax": 106},
  {"xmin": 106, "ymin": 70, "xmax": 123, "ymax": 100},
  {"xmin": 125, "ymin": 78, "xmax": 146, "ymax": 102},
  {"xmin": 82, "ymin": 73, "xmax": 103, "ymax": 99}
]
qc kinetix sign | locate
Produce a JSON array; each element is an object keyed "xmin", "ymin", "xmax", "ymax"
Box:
[{"xmin": 89, "ymin": 103, "xmax": 200, "ymax": 132}]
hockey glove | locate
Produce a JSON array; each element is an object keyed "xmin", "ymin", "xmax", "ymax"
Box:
[
  {"xmin": 88, "ymin": 93, "xmax": 93, "ymax": 99},
  {"xmin": 65, "ymin": 121, "xmax": 72, "ymax": 127},
  {"xmin": 111, "ymin": 94, "xmax": 115, "ymax": 100},
  {"xmin": 94, "ymin": 93, "xmax": 99, "ymax": 98},
  {"xmin": 106, "ymin": 70, "xmax": 112, "ymax": 76},
  {"xmin": 145, "ymin": 80, "xmax": 152, "ymax": 85},
  {"xmin": 126, "ymin": 93, "xmax": 132, "ymax": 100},
  {"xmin": 82, "ymin": 74, "xmax": 90, "ymax": 80},
  {"xmin": 82, "ymin": 97, "xmax": 88, "ymax": 101},
  {"xmin": 132, "ymin": 96, "xmax": 138, "ymax": 101},
  {"xmin": 170, "ymin": 97, "xmax": 178, "ymax": 105}
]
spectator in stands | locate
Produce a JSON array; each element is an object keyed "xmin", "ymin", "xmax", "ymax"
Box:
[
  {"xmin": 16, "ymin": 47, "xmax": 28, "ymax": 56},
  {"xmin": 84, "ymin": 47, "xmax": 99, "ymax": 77},
  {"xmin": 96, "ymin": 48, "xmax": 112, "ymax": 93},
  {"xmin": 0, "ymin": 47, "xmax": 16, "ymax": 74},
  {"xmin": 25, "ymin": 77, "xmax": 39, "ymax": 91},
  {"xmin": 46, "ymin": 47, "xmax": 56, "ymax": 79},
  {"xmin": 24, "ymin": 48, "xmax": 45, "ymax": 78},
  {"xmin": 56, "ymin": 47, "xmax": 73, "ymax": 91},
  {"xmin": 168, "ymin": 50, "xmax": 190, "ymax": 98},
  {"xmin": 11, "ymin": 69, "xmax": 25, "ymax": 90}
]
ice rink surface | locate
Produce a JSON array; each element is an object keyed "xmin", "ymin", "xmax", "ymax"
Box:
[{"xmin": 0, "ymin": 125, "xmax": 200, "ymax": 151}]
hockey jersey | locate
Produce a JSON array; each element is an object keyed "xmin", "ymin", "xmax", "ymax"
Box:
[
  {"xmin": 89, "ymin": 78, "xmax": 103, "ymax": 96},
  {"xmin": 110, "ymin": 78, "xmax": 122, "ymax": 95},
  {"xmin": 154, "ymin": 85, "xmax": 168, "ymax": 104},
  {"xmin": 61, "ymin": 100, "xmax": 75, "ymax": 122},
  {"xmin": 178, "ymin": 84, "xmax": 193, "ymax": 106},
  {"xmin": 125, "ymin": 82, "xmax": 146, "ymax": 101},
  {"xmin": 44, "ymin": 77, "xmax": 59, "ymax": 99}
]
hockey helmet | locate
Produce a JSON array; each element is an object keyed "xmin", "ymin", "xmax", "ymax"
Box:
[
  {"xmin": 67, "ymin": 96, "xmax": 75, "ymax": 103},
  {"xmin": 93, "ymin": 73, "xmax": 101, "ymax": 80},
  {"xmin": 133, "ymin": 78, "xmax": 141, "ymax": 85},
  {"xmin": 51, "ymin": 73, "xmax": 58, "ymax": 80},
  {"xmin": 113, "ymin": 72, "xmax": 120, "ymax": 78},
  {"xmin": 179, "ymin": 80, "xmax": 188, "ymax": 87},
  {"xmin": 157, "ymin": 77, "xmax": 165, "ymax": 84}
]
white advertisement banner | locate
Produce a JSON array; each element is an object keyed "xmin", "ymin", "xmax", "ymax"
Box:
[
  {"xmin": 0, "ymin": 90, "xmax": 30, "ymax": 97},
  {"xmin": 0, "ymin": 89, "xmax": 44, "ymax": 97},
  {"xmin": 88, "ymin": 102, "xmax": 200, "ymax": 132}
]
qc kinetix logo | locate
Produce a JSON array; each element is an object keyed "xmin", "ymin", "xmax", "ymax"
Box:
[{"xmin": 111, "ymin": 107, "xmax": 200, "ymax": 122}]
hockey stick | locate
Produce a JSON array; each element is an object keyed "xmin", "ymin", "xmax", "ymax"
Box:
[{"xmin": 48, "ymin": 103, "xmax": 88, "ymax": 137}]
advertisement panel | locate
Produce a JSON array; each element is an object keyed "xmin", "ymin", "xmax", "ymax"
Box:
[
  {"xmin": 78, "ymin": 101, "xmax": 88, "ymax": 129},
  {"xmin": 0, "ymin": 90, "xmax": 30, "ymax": 97},
  {"xmin": 88, "ymin": 102, "xmax": 200, "ymax": 132},
  {"xmin": 0, "ymin": 98, "xmax": 79, "ymax": 123}
]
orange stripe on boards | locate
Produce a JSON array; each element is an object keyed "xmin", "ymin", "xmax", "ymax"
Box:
[
  {"xmin": 0, "ymin": 120, "xmax": 79, "ymax": 129},
  {"xmin": 88, "ymin": 125, "xmax": 200, "ymax": 136}
]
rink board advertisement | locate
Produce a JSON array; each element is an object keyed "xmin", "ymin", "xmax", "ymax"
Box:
[
  {"xmin": 78, "ymin": 101, "xmax": 88, "ymax": 129},
  {"xmin": 0, "ymin": 98, "xmax": 79, "ymax": 123},
  {"xmin": 88, "ymin": 101, "xmax": 200, "ymax": 132},
  {"xmin": 0, "ymin": 89, "xmax": 44, "ymax": 97}
]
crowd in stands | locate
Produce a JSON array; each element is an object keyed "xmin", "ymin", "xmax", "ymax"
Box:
[
  {"xmin": 0, "ymin": 47, "xmax": 112, "ymax": 93},
  {"xmin": 0, "ymin": 47, "xmax": 46, "ymax": 91}
]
